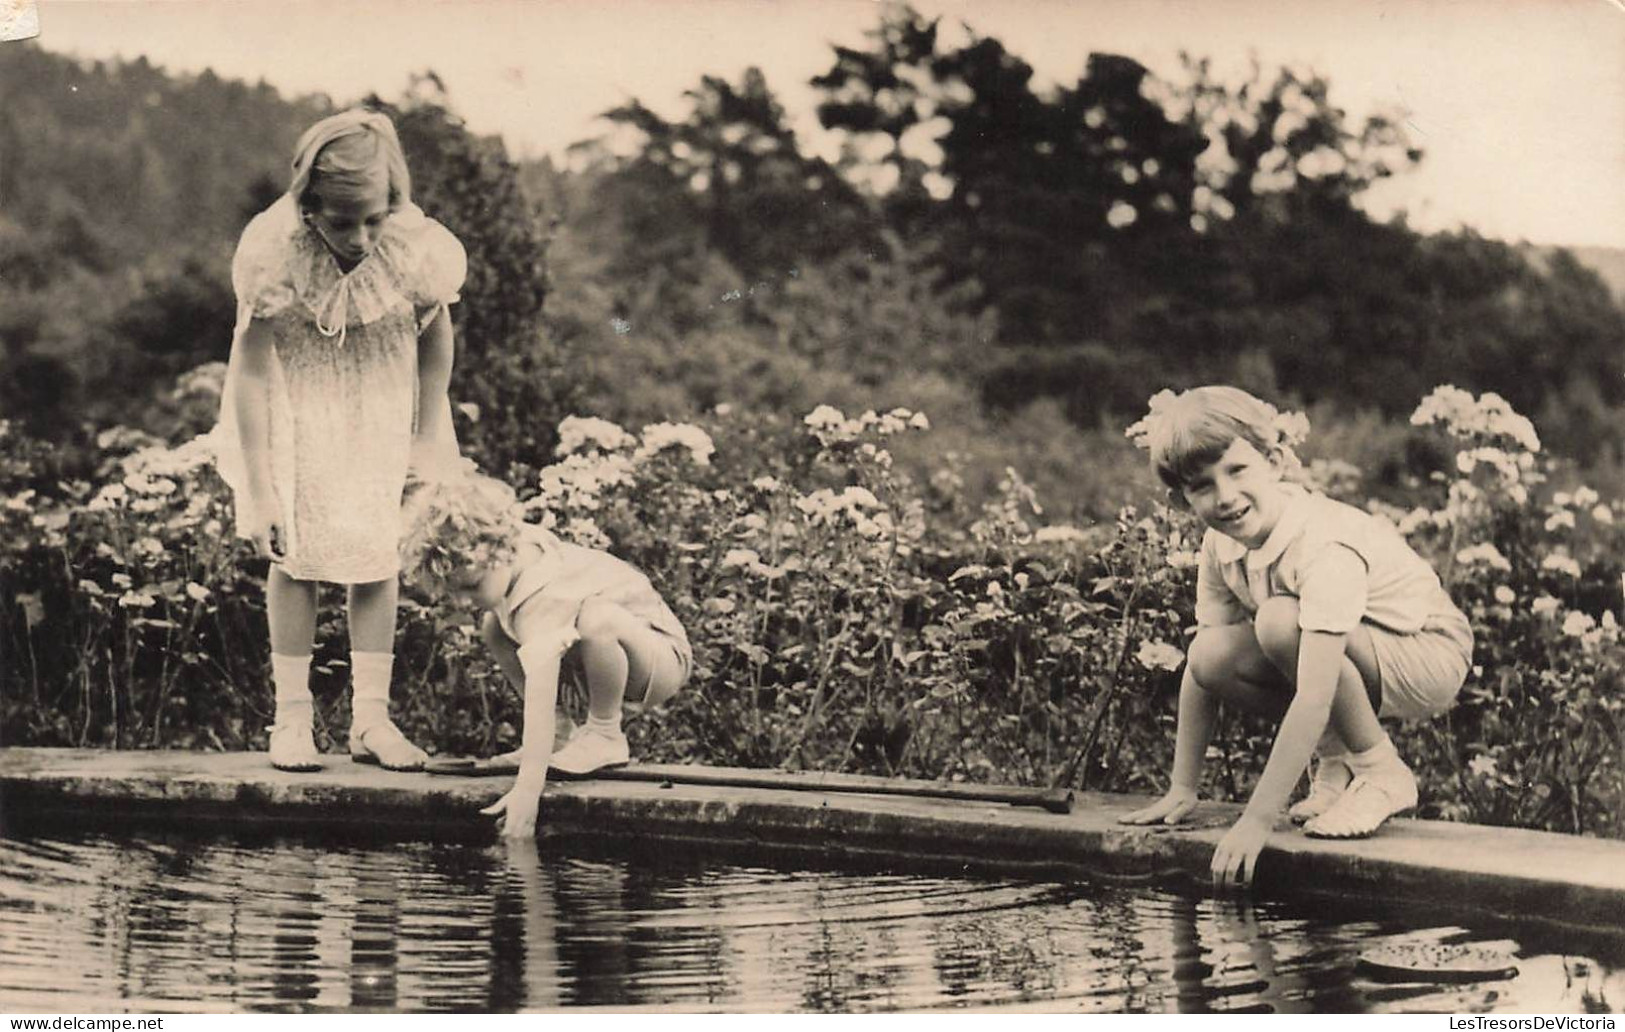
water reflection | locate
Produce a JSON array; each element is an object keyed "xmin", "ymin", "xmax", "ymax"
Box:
[{"xmin": 0, "ymin": 827, "xmax": 1621, "ymax": 1013}]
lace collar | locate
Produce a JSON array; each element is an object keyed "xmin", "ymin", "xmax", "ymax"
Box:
[{"xmin": 286, "ymin": 205, "xmax": 432, "ymax": 346}]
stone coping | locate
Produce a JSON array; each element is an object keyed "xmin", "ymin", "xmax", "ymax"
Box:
[{"xmin": 3, "ymin": 747, "xmax": 1623, "ymax": 934}]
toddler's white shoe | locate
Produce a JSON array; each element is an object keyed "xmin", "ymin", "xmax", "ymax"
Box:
[
  {"xmin": 268, "ymin": 721, "xmax": 324, "ymax": 772},
  {"xmin": 548, "ymin": 723, "xmax": 630, "ymax": 777},
  {"xmin": 1303, "ymin": 766, "xmax": 1418, "ymax": 839},
  {"xmin": 1288, "ymin": 754, "xmax": 1352, "ymax": 824}
]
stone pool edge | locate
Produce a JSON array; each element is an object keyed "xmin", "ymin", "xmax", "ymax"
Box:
[{"xmin": 3, "ymin": 747, "xmax": 1623, "ymax": 934}]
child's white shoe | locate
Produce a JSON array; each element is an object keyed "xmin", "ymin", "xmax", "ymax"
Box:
[
  {"xmin": 1288, "ymin": 754, "xmax": 1352, "ymax": 824},
  {"xmin": 268, "ymin": 721, "xmax": 324, "ymax": 772},
  {"xmin": 1303, "ymin": 766, "xmax": 1418, "ymax": 839},
  {"xmin": 349, "ymin": 720, "xmax": 429, "ymax": 772},
  {"xmin": 489, "ymin": 715, "xmax": 579, "ymax": 771},
  {"xmin": 548, "ymin": 723, "xmax": 630, "ymax": 777}
]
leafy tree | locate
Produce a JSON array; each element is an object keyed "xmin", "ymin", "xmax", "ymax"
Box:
[{"xmin": 365, "ymin": 81, "xmax": 571, "ymax": 478}]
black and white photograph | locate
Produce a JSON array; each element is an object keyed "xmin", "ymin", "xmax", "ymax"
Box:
[{"xmin": 2, "ymin": 0, "xmax": 1624, "ymax": 1016}]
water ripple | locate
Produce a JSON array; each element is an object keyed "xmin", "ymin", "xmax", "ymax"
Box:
[{"xmin": 0, "ymin": 830, "xmax": 1620, "ymax": 1013}]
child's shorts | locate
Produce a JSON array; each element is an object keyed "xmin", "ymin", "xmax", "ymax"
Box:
[{"xmin": 1368, "ymin": 610, "xmax": 1473, "ymax": 721}]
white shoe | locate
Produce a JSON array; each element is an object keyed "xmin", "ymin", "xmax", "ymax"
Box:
[
  {"xmin": 1304, "ymin": 766, "xmax": 1418, "ymax": 839},
  {"xmin": 268, "ymin": 721, "xmax": 323, "ymax": 772},
  {"xmin": 349, "ymin": 720, "xmax": 429, "ymax": 771},
  {"xmin": 548, "ymin": 723, "xmax": 630, "ymax": 777},
  {"xmin": 1289, "ymin": 754, "xmax": 1352, "ymax": 824}
]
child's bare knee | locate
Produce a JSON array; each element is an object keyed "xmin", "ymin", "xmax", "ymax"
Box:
[
  {"xmin": 1253, "ymin": 597, "xmax": 1302, "ymax": 666},
  {"xmin": 1187, "ymin": 630, "xmax": 1233, "ymax": 689},
  {"xmin": 575, "ymin": 598, "xmax": 635, "ymax": 644}
]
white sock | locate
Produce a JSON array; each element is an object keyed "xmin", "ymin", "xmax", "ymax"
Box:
[
  {"xmin": 350, "ymin": 651, "xmax": 394, "ymax": 733},
  {"xmin": 585, "ymin": 711, "xmax": 622, "ymax": 737},
  {"xmin": 1347, "ymin": 737, "xmax": 1407, "ymax": 777},
  {"xmin": 271, "ymin": 653, "xmax": 313, "ymax": 726}
]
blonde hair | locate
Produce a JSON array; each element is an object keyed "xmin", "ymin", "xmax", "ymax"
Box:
[
  {"xmin": 1134, "ymin": 386, "xmax": 1308, "ymax": 493},
  {"xmin": 399, "ymin": 470, "xmax": 522, "ymax": 597},
  {"xmin": 289, "ymin": 110, "xmax": 412, "ymax": 213}
]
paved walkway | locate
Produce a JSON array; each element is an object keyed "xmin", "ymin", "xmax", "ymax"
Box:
[{"xmin": 3, "ymin": 747, "xmax": 1623, "ymax": 932}]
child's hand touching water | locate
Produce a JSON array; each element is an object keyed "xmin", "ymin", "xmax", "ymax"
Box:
[{"xmin": 482, "ymin": 784, "xmax": 541, "ymax": 839}]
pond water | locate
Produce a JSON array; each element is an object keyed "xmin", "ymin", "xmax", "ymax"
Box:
[{"xmin": 1, "ymin": 827, "xmax": 1620, "ymax": 1013}]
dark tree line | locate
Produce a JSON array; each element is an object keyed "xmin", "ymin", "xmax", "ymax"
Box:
[{"xmin": 5, "ymin": 7, "xmax": 1623, "ymax": 477}]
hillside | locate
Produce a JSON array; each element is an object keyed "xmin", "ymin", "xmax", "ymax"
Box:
[{"xmin": 1571, "ymin": 246, "xmax": 1625, "ymax": 301}]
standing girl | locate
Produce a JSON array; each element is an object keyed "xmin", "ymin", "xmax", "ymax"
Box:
[{"xmin": 213, "ymin": 109, "xmax": 467, "ymax": 772}]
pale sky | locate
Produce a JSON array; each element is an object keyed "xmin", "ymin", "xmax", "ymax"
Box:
[{"xmin": 29, "ymin": 0, "xmax": 1625, "ymax": 248}]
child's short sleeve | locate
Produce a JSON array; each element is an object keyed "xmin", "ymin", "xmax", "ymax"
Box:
[
  {"xmin": 1296, "ymin": 543, "xmax": 1370, "ymax": 634},
  {"xmin": 230, "ymin": 203, "xmax": 299, "ymax": 319},
  {"xmin": 1195, "ymin": 535, "xmax": 1249, "ymax": 627},
  {"xmin": 404, "ymin": 217, "xmax": 468, "ymax": 309}
]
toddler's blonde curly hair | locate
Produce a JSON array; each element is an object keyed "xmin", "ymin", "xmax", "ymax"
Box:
[{"xmin": 399, "ymin": 466, "xmax": 522, "ymax": 597}]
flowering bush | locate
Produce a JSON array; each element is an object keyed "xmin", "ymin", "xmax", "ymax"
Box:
[{"xmin": 3, "ymin": 375, "xmax": 1623, "ymax": 837}]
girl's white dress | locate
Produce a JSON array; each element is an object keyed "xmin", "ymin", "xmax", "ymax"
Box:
[{"xmin": 212, "ymin": 195, "xmax": 466, "ymax": 583}]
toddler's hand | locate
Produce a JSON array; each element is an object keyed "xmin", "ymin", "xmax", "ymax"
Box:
[
  {"xmin": 1119, "ymin": 786, "xmax": 1198, "ymax": 825},
  {"xmin": 481, "ymin": 785, "xmax": 539, "ymax": 839},
  {"xmin": 1210, "ymin": 813, "xmax": 1272, "ymax": 889}
]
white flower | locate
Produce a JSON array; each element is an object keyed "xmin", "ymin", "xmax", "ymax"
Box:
[
  {"xmin": 118, "ymin": 590, "xmax": 156, "ymax": 609},
  {"xmin": 87, "ymin": 484, "xmax": 128, "ymax": 512},
  {"xmin": 1273, "ymin": 410, "xmax": 1311, "ymax": 448},
  {"xmin": 636, "ymin": 422, "xmax": 715, "ymax": 466},
  {"xmin": 1411, "ymin": 386, "xmax": 1541, "ymax": 453},
  {"xmin": 1573, "ymin": 486, "xmax": 1600, "ymax": 508},
  {"xmin": 1593, "ymin": 504, "xmax": 1615, "ymax": 525},
  {"xmin": 1034, "ymin": 525, "xmax": 1089, "ymax": 545},
  {"xmin": 1165, "ymin": 549, "xmax": 1197, "ymax": 569},
  {"xmin": 1531, "ymin": 595, "xmax": 1562, "ymax": 617},
  {"xmin": 751, "ymin": 476, "xmax": 781, "ymax": 493},
  {"xmin": 842, "ymin": 486, "xmax": 880, "ymax": 509},
  {"xmin": 1541, "ymin": 554, "xmax": 1581, "ymax": 578},
  {"xmin": 1125, "ymin": 389, "xmax": 1180, "ymax": 450},
  {"xmin": 795, "ymin": 488, "xmax": 839, "ymax": 522},
  {"xmin": 1455, "ymin": 543, "xmax": 1511, "ymax": 572},
  {"xmin": 1545, "ymin": 511, "xmax": 1576, "ymax": 532},
  {"xmin": 720, "ymin": 548, "xmax": 760, "ymax": 570},
  {"xmin": 1135, "ymin": 639, "xmax": 1186, "ymax": 672},
  {"xmin": 1396, "ymin": 507, "xmax": 1434, "ymax": 536},
  {"xmin": 803, "ymin": 405, "xmax": 847, "ymax": 430},
  {"xmin": 1562, "ymin": 611, "xmax": 1596, "ymax": 638},
  {"xmin": 908, "ymin": 412, "xmax": 931, "ymax": 431},
  {"xmin": 560, "ymin": 515, "xmax": 610, "ymax": 549},
  {"xmin": 1493, "ymin": 585, "xmax": 1516, "ymax": 605},
  {"xmin": 555, "ymin": 416, "xmax": 634, "ymax": 456},
  {"xmin": 185, "ymin": 582, "xmax": 211, "ymax": 603}
]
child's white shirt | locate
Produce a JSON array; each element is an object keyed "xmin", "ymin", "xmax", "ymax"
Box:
[{"xmin": 1195, "ymin": 484, "xmax": 1462, "ymax": 635}]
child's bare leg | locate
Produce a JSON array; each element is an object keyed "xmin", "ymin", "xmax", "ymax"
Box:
[
  {"xmin": 267, "ymin": 567, "xmax": 322, "ymax": 770},
  {"xmin": 1122, "ymin": 623, "xmax": 1272, "ymax": 824},
  {"xmin": 1186, "ymin": 622, "xmax": 1292, "ymax": 717},
  {"xmin": 268, "ymin": 567, "xmax": 319, "ymax": 655},
  {"xmin": 549, "ymin": 599, "xmax": 676, "ymax": 775},
  {"xmin": 1251, "ymin": 597, "xmax": 1383, "ymax": 752},
  {"xmin": 481, "ymin": 613, "xmax": 574, "ymax": 758},
  {"xmin": 576, "ymin": 599, "xmax": 643, "ymax": 721},
  {"xmin": 1251, "ymin": 597, "xmax": 1416, "ymax": 836},
  {"xmin": 346, "ymin": 577, "xmax": 425, "ymax": 770}
]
